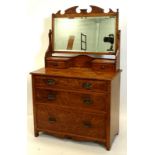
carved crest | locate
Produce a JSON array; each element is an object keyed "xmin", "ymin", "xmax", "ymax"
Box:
[{"xmin": 54, "ymin": 5, "xmax": 118, "ymax": 17}]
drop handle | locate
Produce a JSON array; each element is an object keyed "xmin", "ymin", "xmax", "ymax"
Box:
[
  {"xmin": 48, "ymin": 117, "xmax": 56, "ymax": 124},
  {"xmin": 83, "ymin": 82, "xmax": 92, "ymax": 89},
  {"xmin": 83, "ymin": 97, "xmax": 93, "ymax": 105},
  {"xmin": 83, "ymin": 121, "xmax": 92, "ymax": 128},
  {"xmin": 47, "ymin": 94, "xmax": 56, "ymax": 100},
  {"xmin": 46, "ymin": 79, "xmax": 56, "ymax": 85}
]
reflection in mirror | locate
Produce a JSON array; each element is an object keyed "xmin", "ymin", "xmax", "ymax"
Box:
[{"xmin": 54, "ymin": 16, "xmax": 116, "ymax": 53}]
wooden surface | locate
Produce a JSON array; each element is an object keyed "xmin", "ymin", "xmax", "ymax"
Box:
[
  {"xmin": 110, "ymin": 72, "xmax": 120, "ymax": 145},
  {"xmin": 36, "ymin": 104, "xmax": 106, "ymax": 140},
  {"xmin": 35, "ymin": 88, "xmax": 108, "ymax": 112},
  {"xmin": 31, "ymin": 67, "xmax": 121, "ymax": 150},
  {"xmin": 34, "ymin": 76, "xmax": 109, "ymax": 92},
  {"xmin": 45, "ymin": 55, "xmax": 118, "ymax": 72},
  {"xmin": 31, "ymin": 5, "xmax": 121, "ymax": 151},
  {"xmin": 50, "ymin": 5, "xmax": 119, "ymax": 55},
  {"xmin": 91, "ymin": 61, "xmax": 116, "ymax": 72},
  {"xmin": 31, "ymin": 67, "xmax": 120, "ymax": 81},
  {"xmin": 54, "ymin": 5, "xmax": 118, "ymax": 17}
]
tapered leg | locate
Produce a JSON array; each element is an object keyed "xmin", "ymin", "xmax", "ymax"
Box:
[
  {"xmin": 105, "ymin": 132, "xmax": 118, "ymax": 150},
  {"xmin": 105, "ymin": 140, "xmax": 111, "ymax": 151},
  {"xmin": 34, "ymin": 130, "xmax": 39, "ymax": 137},
  {"xmin": 105, "ymin": 144, "xmax": 111, "ymax": 151}
]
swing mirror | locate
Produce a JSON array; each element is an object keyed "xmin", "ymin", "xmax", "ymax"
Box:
[{"xmin": 52, "ymin": 6, "xmax": 119, "ymax": 55}]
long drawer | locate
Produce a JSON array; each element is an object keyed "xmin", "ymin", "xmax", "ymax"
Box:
[
  {"xmin": 35, "ymin": 88, "xmax": 108, "ymax": 112},
  {"xmin": 34, "ymin": 75, "xmax": 109, "ymax": 92},
  {"xmin": 36, "ymin": 104, "xmax": 106, "ymax": 140}
]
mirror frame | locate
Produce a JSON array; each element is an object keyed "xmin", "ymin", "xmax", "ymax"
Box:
[{"xmin": 51, "ymin": 5, "xmax": 119, "ymax": 55}]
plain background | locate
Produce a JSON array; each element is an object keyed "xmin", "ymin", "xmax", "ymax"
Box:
[{"xmin": 0, "ymin": 0, "xmax": 155, "ymax": 155}]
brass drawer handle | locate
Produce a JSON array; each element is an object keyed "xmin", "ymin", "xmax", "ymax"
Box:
[
  {"xmin": 46, "ymin": 79, "xmax": 56, "ymax": 85},
  {"xmin": 83, "ymin": 121, "xmax": 92, "ymax": 128},
  {"xmin": 83, "ymin": 97, "xmax": 93, "ymax": 105},
  {"xmin": 83, "ymin": 82, "xmax": 92, "ymax": 89},
  {"xmin": 47, "ymin": 94, "xmax": 56, "ymax": 100},
  {"xmin": 48, "ymin": 116, "xmax": 56, "ymax": 124}
]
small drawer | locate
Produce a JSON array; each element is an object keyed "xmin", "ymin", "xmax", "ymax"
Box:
[
  {"xmin": 34, "ymin": 76, "xmax": 109, "ymax": 92},
  {"xmin": 46, "ymin": 61, "xmax": 69, "ymax": 69},
  {"xmin": 36, "ymin": 104, "xmax": 106, "ymax": 139},
  {"xmin": 35, "ymin": 89, "xmax": 108, "ymax": 112},
  {"xmin": 91, "ymin": 59, "xmax": 116, "ymax": 71},
  {"xmin": 46, "ymin": 57, "xmax": 70, "ymax": 69}
]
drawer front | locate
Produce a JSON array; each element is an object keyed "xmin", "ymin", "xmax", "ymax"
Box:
[
  {"xmin": 35, "ymin": 89, "xmax": 107, "ymax": 111},
  {"xmin": 34, "ymin": 76, "xmax": 109, "ymax": 92},
  {"xmin": 46, "ymin": 61, "xmax": 69, "ymax": 69},
  {"xmin": 92, "ymin": 63, "xmax": 115, "ymax": 71},
  {"xmin": 36, "ymin": 104, "xmax": 106, "ymax": 139}
]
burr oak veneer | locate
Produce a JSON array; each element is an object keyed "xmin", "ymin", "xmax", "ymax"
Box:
[{"xmin": 30, "ymin": 5, "xmax": 121, "ymax": 151}]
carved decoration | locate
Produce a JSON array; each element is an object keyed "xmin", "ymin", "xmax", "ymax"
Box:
[
  {"xmin": 45, "ymin": 5, "xmax": 119, "ymax": 58},
  {"xmin": 65, "ymin": 6, "xmax": 78, "ymax": 14},
  {"xmin": 89, "ymin": 5, "xmax": 103, "ymax": 13},
  {"xmin": 54, "ymin": 5, "xmax": 118, "ymax": 17},
  {"xmin": 45, "ymin": 29, "xmax": 53, "ymax": 58},
  {"xmin": 69, "ymin": 55, "xmax": 94, "ymax": 67}
]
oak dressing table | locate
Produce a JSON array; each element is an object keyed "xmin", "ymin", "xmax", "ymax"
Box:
[{"xmin": 30, "ymin": 5, "xmax": 121, "ymax": 150}]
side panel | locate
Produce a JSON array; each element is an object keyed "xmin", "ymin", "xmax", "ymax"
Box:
[
  {"xmin": 110, "ymin": 72, "xmax": 121, "ymax": 145},
  {"xmin": 31, "ymin": 75, "xmax": 39, "ymax": 136}
]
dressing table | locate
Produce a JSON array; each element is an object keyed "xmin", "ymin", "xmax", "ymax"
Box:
[{"xmin": 30, "ymin": 5, "xmax": 121, "ymax": 150}]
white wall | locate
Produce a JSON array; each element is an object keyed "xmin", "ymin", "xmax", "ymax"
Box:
[{"xmin": 27, "ymin": 0, "xmax": 127, "ymax": 115}]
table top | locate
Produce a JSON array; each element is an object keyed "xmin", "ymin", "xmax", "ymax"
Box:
[{"xmin": 30, "ymin": 67, "xmax": 121, "ymax": 81}]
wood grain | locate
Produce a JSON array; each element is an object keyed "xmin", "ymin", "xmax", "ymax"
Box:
[
  {"xmin": 35, "ymin": 88, "xmax": 108, "ymax": 112},
  {"xmin": 36, "ymin": 104, "xmax": 106, "ymax": 140},
  {"xmin": 34, "ymin": 75, "xmax": 109, "ymax": 92},
  {"xmin": 31, "ymin": 5, "xmax": 121, "ymax": 151},
  {"xmin": 91, "ymin": 59, "xmax": 116, "ymax": 72},
  {"xmin": 31, "ymin": 67, "xmax": 120, "ymax": 81}
]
